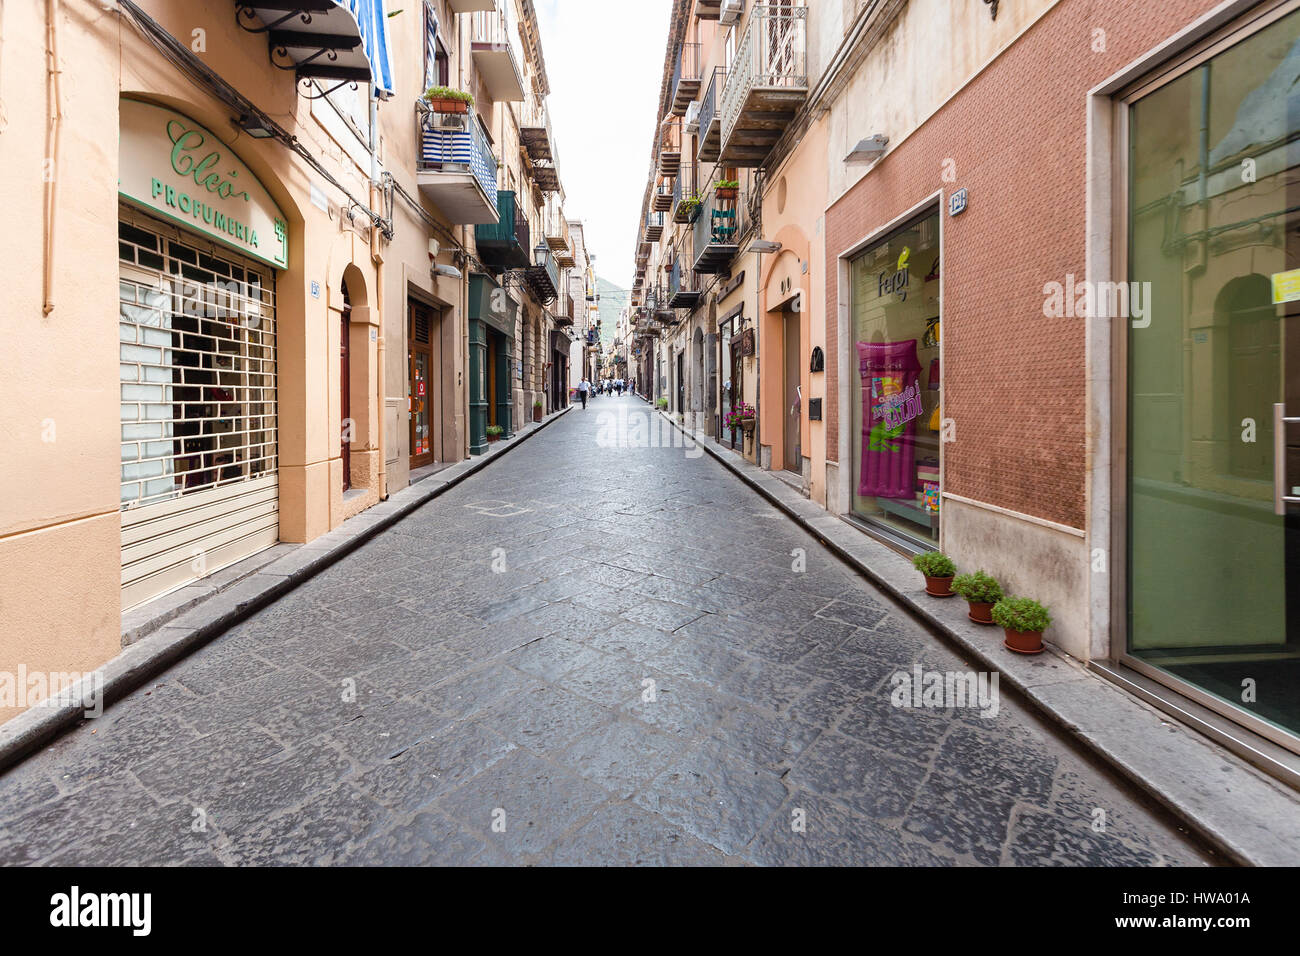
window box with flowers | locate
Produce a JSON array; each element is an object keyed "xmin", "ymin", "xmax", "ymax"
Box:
[
  {"xmin": 714, "ymin": 179, "xmax": 740, "ymax": 201},
  {"xmin": 725, "ymin": 402, "xmax": 756, "ymax": 433}
]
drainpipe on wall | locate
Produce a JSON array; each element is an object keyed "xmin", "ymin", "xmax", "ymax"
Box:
[
  {"xmin": 42, "ymin": 0, "xmax": 62, "ymax": 316},
  {"xmin": 370, "ymin": 91, "xmax": 388, "ymax": 501}
]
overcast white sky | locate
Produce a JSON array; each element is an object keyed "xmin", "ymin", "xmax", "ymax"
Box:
[{"xmin": 535, "ymin": 0, "xmax": 673, "ymax": 294}]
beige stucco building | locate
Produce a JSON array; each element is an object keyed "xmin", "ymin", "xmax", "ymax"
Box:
[{"xmin": 0, "ymin": 0, "xmax": 586, "ymax": 724}]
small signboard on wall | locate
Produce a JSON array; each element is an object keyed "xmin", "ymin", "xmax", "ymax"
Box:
[{"xmin": 737, "ymin": 328, "xmax": 756, "ymax": 357}]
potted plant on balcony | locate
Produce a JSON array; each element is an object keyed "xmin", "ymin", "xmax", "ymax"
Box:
[
  {"xmin": 678, "ymin": 194, "xmax": 702, "ymax": 220},
  {"xmin": 714, "ymin": 179, "xmax": 739, "ymax": 200},
  {"xmin": 992, "ymin": 596, "xmax": 1052, "ymax": 655},
  {"xmin": 533, "ymin": 399, "xmax": 544, "ymax": 423},
  {"xmin": 424, "ymin": 86, "xmax": 474, "ymax": 114},
  {"xmin": 486, "ymin": 425, "xmax": 504, "ymax": 444},
  {"xmin": 912, "ymin": 551, "xmax": 957, "ymax": 597},
  {"xmin": 951, "ymin": 569, "xmax": 1004, "ymax": 624}
]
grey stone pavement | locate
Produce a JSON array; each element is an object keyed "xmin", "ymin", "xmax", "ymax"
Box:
[{"xmin": 0, "ymin": 395, "xmax": 1214, "ymax": 866}]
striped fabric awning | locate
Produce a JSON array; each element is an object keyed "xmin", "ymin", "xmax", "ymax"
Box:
[{"xmin": 336, "ymin": 0, "xmax": 395, "ymax": 95}]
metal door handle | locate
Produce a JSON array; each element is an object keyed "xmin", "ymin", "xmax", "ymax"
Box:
[{"xmin": 1275, "ymin": 403, "xmax": 1300, "ymax": 516}]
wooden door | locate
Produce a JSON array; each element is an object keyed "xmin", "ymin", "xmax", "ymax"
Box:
[
  {"xmin": 409, "ymin": 302, "xmax": 435, "ymax": 468},
  {"xmin": 341, "ymin": 300, "xmax": 352, "ymax": 491}
]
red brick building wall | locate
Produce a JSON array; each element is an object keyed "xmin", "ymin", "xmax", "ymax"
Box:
[{"xmin": 825, "ymin": 0, "xmax": 1222, "ymax": 531}]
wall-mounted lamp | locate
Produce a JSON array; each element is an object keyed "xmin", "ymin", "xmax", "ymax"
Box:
[
  {"xmin": 751, "ymin": 240, "xmax": 782, "ymax": 254},
  {"xmin": 844, "ymin": 134, "xmax": 889, "ymax": 165},
  {"xmin": 432, "ymin": 263, "xmax": 463, "ymax": 281},
  {"xmin": 237, "ymin": 113, "xmax": 275, "ymax": 139}
]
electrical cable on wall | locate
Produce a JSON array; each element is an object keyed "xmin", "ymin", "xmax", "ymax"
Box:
[{"xmin": 115, "ymin": 0, "xmax": 391, "ymax": 238}]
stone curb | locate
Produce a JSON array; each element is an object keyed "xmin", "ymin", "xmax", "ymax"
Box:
[
  {"xmin": 654, "ymin": 406, "xmax": 1300, "ymax": 867},
  {"xmin": 0, "ymin": 407, "xmax": 573, "ymax": 775}
]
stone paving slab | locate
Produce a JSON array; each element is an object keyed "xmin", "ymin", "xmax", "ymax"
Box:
[
  {"xmin": 658, "ymin": 406, "xmax": 1300, "ymax": 867},
  {"xmin": 0, "ymin": 396, "xmax": 1218, "ymax": 866},
  {"xmin": 0, "ymin": 407, "xmax": 574, "ymax": 774}
]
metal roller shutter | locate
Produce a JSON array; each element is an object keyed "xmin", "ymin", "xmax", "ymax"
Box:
[{"xmin": 117, "ymin": 207, "xmax": 279, "ymax": 609}]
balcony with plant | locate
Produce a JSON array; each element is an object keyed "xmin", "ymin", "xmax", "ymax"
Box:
[
  {"xmin": 693, "ymin": 180, "xmax": 746, "ymax": 274},
  {"xmin": 672, "ymin": 162, "xmax": 700, "ymax": 223},
  {"xmin": 417, "ymin": 103, "xmax": 499, "ymax": 225}
]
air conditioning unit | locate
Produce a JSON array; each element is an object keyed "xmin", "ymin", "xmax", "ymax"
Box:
[
  {"xmin": 720, "ymin": 0, "xmax": 743, "ymax": 25},
  {"xmin": 423, "ymin": 108, "xmax": 470, "ymax": 132},
  {"xmin": 684, "ymin": 100, "xmax": 701, "ymax": 133}
]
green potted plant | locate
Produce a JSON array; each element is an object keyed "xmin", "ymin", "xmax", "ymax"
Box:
[
  {"xmin": 714, "ymin": 179, "xmax": 739, "ymax": 200},
  {"xmin": 486, "ymin": 425, "xmax": 504, "ymax": 443},
  {"xmin": 655, "ymin": 397, "xmax": 668, "ymax": 410},
  {"xmin": 423, "ymin": 86, "xmax": 474, "ymax": 114},
  {"xmin": 951, "ymin": 570, "xmax": 1004, "ymax": 624},
  {"xmin": 533, "ymin": 399, "xmax": 544, "ymax": 423},
  {"xmin": 912, "ymin": 551, "xmax": 957, "ymax": 597},
  {"xmin": 676, "ymin": 194, "xmax": 702, "ymax": 222},
  {"xmin": 992, "ymin": 596, "xmax": 1052, "ymax": 654}
]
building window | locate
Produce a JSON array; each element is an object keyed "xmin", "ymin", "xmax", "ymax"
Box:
[
  {"xmin": 1123, "ymin": 3, "xmax": 1300, "ymax": 743},
  {"xmin": 848, "ymin": 207, "xmax": 941, "ymax": 546},
  {"xmin": 424, "ymin": 3, "xmax": 449, "ymax": 90}
]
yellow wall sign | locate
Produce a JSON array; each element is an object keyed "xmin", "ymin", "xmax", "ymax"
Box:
[
  {"xmin": 119, "ymin": 99, "xmax": 288, "ymax": 270},
  {"xmin": 1271, "ymin": 268, "xmax": 1300, "ymax": 305}
]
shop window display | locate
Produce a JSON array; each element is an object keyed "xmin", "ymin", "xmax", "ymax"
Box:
[{"xmin": 849, "ymin": 209, "xmax": 941, "ymax": 544}]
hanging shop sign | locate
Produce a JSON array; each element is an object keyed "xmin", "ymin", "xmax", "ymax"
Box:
[
  {"xmin": 737, "ymin": 327, "xmax": 756, "ymax": 357},
  {"xmin": 119, "ymin": 99, "xmax": 288, "ymax": 270}
]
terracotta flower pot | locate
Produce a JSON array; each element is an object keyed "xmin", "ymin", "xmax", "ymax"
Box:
[
  {"xmin": 427, "ymin": 98, "xmax": 469, "ymax": 114},
  {"xmin": 1003, "ymin": 628, "xmax": 1045, "ymax": 654},
  {"xmin": 487, "ymin": 434, "xmax": 500, "ymax": 443},
  {"xmin": 967, "ymin": 601, "xmax": 996, "ymax": 624},
  {"xmin": 924, "ymin": 575, "xmax": 955, "ymax": 598},
  {"xmin": 715, "ymin": 187, "xmax": 738, "ymax": 200},
  {"xmin": 533, "ymin": 406, "xmax": 543, "ymax": 423}
]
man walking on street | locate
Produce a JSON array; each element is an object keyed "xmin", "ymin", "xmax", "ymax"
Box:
[{"xmin": 578, "ymin": 378, "xmax": 590, "ymax": 409}]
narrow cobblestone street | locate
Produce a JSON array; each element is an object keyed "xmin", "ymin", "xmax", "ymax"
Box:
[{"xmin": 0, "ymin": 397, "xmax": 1211, "ymax": 866}]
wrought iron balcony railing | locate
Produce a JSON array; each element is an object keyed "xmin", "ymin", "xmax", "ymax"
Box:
[
  {"xmin": 418, "ymin": 105, "xmax": 499, "ymax": 209},
  {"xmin": 475, "ymin": 190, "xmax": 530, "ymax": 269},
  {"xmin": 697, "ymin": 67, "xmax": 726, "ymax": 163},
  {"xmin": 693, "ymin": 181, "xmax": 749, "ymax": 274},
  {"xmin": 719, "ymin": 4, "xmax": 808, "ymax": 151},
  {"xmin": 671, "ymin": 41, "xmax": 702, "ymax": 116}
]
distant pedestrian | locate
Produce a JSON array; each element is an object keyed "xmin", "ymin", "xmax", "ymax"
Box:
[{"xmin": 578, "ymin": 378, "xmax": 590, "ymax": 409}]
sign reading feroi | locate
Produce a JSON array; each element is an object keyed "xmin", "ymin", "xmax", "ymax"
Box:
[{"xmin": 119, "ymin": 99, "xmax": 288, "ymax": 270}]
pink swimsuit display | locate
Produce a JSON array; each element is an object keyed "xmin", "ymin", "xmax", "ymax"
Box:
[{"xmin": 856, "ymin": 340, "xmax": 923, "ymax": 499}]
